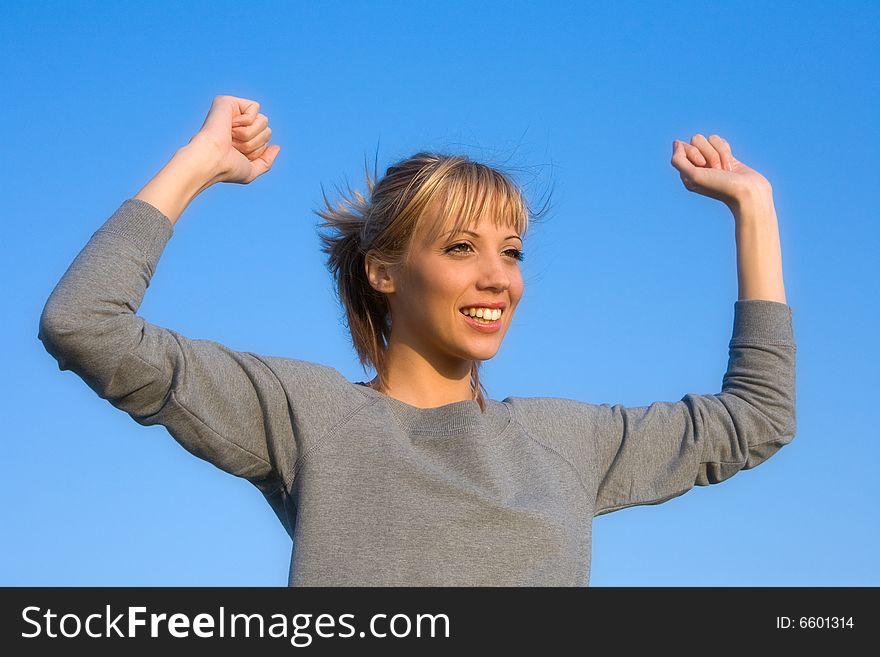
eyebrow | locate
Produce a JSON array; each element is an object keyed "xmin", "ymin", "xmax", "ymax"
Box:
[{"xmin": 445, "ymin": 230, "xmax": 522, "ymax": 242}]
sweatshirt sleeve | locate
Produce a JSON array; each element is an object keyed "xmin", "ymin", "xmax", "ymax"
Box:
[
  {"xmin": 37, "ymin": 199, "xmax": 292, "ymax": 501},
  {"xmin": 591, "ymin": 299, "xmax": 797, "ymax": 516}
]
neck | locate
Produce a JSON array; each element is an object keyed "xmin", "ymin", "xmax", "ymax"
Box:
[{"xmin": 372, "ymin": 337, "xmax": 474, "ymax": 408}]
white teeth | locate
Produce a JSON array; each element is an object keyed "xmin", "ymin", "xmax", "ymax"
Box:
[{"xmin": 460, "ymin": 307, "xmax": 502, "ymax": 320}]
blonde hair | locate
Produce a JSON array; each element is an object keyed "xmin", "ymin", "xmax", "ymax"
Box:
[{"xmin": 315, "ymin": 150, "xmax": 552, "ymax": 411}]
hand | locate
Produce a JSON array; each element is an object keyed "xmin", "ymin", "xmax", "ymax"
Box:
[
  {"xmin": 188, "ymin": 95, "xmax": 281, "ymax": 185},
  {"xmin": 671, "ymin": 134, "xmax": 772, "ymax": 210}
]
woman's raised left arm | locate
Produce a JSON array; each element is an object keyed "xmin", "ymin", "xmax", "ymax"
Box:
[{"xmin": 671, "ymin": 133, "xmax": 786, "ymax": 303}]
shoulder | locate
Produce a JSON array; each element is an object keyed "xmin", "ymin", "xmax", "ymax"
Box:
[
  {"xmin": 245, "ymin": 353, "xmax": 369, "ymax": 410},
  {"xmin": 503, "ymin": 395, "xmax": 609, "ymax": 430},
  {"xmin": 252, "ymin": 353, "xmax": 345, "ymax": 382},
  {"xmin": 502, "ymin": 395, "xmax": 615, "ymax": 484}
]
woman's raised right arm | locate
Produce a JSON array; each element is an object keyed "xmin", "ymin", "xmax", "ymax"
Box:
[{"xmin": 37, "ymin": 96, "xmax": 294, "ymax": 527}]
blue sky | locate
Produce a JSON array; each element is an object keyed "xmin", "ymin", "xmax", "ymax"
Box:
[{"xmin": 4, "ymin": 0, "xmax": 877, "ymax": 586}]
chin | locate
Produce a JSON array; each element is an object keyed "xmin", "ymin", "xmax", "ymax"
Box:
[{"xmin": 463, "ymin": 343, "xmax": 502, "ymax": 361}]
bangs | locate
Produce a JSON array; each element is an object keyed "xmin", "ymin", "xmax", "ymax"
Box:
[{"xmin": 419, "ymin": 162, "xmax": 529, "ymax": 246}]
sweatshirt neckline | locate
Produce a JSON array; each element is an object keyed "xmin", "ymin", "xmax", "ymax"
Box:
[{"xmin": 353, "ymin": 381, "xmax": 491, "ymax": 435}]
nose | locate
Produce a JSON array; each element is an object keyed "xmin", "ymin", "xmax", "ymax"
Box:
[{"xmin": 476, "ymin": 253, "xmax": 512, "ymax": 293}]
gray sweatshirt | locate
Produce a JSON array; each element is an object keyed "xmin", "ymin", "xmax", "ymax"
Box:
[{"xmin": 38, "ymin": 198, "xmax": 797, "ymax": 586}]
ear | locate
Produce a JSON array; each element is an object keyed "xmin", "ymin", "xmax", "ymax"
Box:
[{"xmin": 365, "ymin": 250, "xmax": 397, "ymax": 294}]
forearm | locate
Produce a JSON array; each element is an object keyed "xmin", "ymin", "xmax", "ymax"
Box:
[
  {"xmin": 134, "ymin": 143, "xmax": 222, "ymax": 226},
  {"xmin": 731, "ymin": 192, "xmax": 787, "ymax": 304}
]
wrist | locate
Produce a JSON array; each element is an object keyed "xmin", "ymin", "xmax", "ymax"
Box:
[
  {"xmin": 731, "ymin": 187, "xmax": 776, "ymax": 224},
  {"xmin": 133, "ymin": 146, "xmax": 221, "ymax": 226},
  {"xmin": 174, "ymin": 140, "xmax": 225, "ymax": 190}
]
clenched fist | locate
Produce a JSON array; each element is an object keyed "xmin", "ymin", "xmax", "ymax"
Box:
[
  {"xmin": 670, "ymin": 134, "xmax": 773, "ymax": 211},
  {"xmin": 190, "ymin": 95, "xmax": 281, "ymax": 185}
]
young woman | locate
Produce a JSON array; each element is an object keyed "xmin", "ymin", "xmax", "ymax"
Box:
[{"xmin": 39, "ymin": 95, "xmax": 796, "ymax": 586}]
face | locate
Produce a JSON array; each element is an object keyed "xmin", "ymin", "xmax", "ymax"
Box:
[{"xmin": 371, "ymin": 208, "xmax": 525, "ymax": 370}]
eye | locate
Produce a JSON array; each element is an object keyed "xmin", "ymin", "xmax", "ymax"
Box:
[
  {"xmin": 445, "ymin": 243, "xmax": 525, "ymax": 262},
  {"xmin": 446, "ymin": 242, "xmax": 472, "ymax": 254}
]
